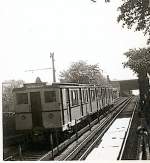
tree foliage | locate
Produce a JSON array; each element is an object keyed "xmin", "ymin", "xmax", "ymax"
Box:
[
  {"xmin": 123, "ymin": 47, "xmax": 150, "ymax": 115},
  {"xmin": 123, "ymin": 47, "xmax": 150, "ymax": 74},
  {"xmin": 117, "ymin": 0, "xmax": 150, "ymax": 43},
  {"xmin": 59, "ymin": 61, "xmax": 108, "ymax": 85},
  {"xmin": 2, "ymin": 80, "xmax": 24, "ymax": 112}
]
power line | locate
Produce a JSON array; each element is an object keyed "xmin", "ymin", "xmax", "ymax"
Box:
[
  {"xmin": 24, "ymin": 67, "xmax": 52, "ymax": 72},
  {"xmin": 25, "ymin": 52, "xmax": 56, "ymax": 83}
]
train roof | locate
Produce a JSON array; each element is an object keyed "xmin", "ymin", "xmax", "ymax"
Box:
[
  {"xmin": 13, "ymin": 82, "xmax": 48, "ymax": 92},
  {"xmin": 12, "ymin": 82, "xmax": 112, "ymax": 92}
]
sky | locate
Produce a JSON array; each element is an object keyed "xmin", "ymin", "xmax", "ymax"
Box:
[{"xmin": 0, "ymin": 0, "xmax": 149, "ymax": 84}]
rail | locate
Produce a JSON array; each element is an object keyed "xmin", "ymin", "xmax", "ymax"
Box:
[
  {"xmin": 78, "ymin": 97, "xmax": 134, "ymax": 160},
  {"xmin": 4, "ymin": 97, "xmax": 129, "ymax": 161},
  {"xmin": 56, "ymin": 97, "xmax": 133, "ymax": 160},
  {"xmin": 38, "ymin": 97, "xmax": 127, "ymax": 161},
  {"xmin": 117, "ymin": 97, "xmax": 139, "ymax": 160}
]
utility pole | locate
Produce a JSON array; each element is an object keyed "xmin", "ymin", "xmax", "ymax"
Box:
[{"xmin": 50, "ymin": 52, "xmax": 56, "ymax": 83}]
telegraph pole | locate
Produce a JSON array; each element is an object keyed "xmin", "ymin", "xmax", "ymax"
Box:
[{"xmin": 50, "ymin": 52, "xmax": 56, "ymax": 83}]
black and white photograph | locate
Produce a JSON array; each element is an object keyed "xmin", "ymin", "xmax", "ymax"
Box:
[{"xmin": 1, "ymin": 0, "xmax": 150, "ymax": 161}]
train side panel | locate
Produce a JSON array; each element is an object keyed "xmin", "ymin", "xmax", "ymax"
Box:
[
  {"xmin": 41, "ymin": 88, "xmax": 63, "ymax": 129},
  {"xmin": 16, "ymin": 113, "xmax": 32, "ymax": 130},
  {"xmin": 13, "ymin": 91, "xmax": 33, "ymax": 130},
  {"xmin": 42, "ymin": 111, "xmax": 62, "ymax": 128}
]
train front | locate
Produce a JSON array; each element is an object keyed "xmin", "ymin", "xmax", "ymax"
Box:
[{"xmin": 12, "ymin": 82, "xmax": 64, "ymax": 144}]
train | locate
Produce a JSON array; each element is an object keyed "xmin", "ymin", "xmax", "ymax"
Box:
[{"xmin": 12, "ymin": 81, "xmax": 118, "ymax": 143}]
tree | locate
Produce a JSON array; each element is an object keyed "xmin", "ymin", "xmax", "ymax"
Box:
[
  {"xmin": 123, "ymin": 48, "xmax": 150, "ymax": 102},
  {"xmin": 123, "ymin": 48, "xmax": 150, "ymax": 127},
  {"xmin": 59, "ymin": 61, "xmax": 108, "ymax": 85},
  {"xmin": 123, "ymin": 48, "xmax": 150, "ymax": 74},
  {"xmin": 2, "ymin": 80, "xmax": 24, "ymax": 112},
  {"xmin": 117, "ymin": 0, "xmax": 150, "ymax": 44}
]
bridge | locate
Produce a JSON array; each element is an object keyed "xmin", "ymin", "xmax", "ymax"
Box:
[{"xmin": 110, "ymin": 79, "xmax": 139, "ymax": 96}]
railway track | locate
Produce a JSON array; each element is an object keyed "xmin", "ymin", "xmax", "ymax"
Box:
[
  {"xmin": 4, "ymin": 97, "xmax": 132, "ymax": 161},
  {"xmin": 117, "ymin": 97, "xmax": 138, "ymax": 160},
  {"xmin": 55, "ymin": 96, "xmax": 135, "ymax": 160}
]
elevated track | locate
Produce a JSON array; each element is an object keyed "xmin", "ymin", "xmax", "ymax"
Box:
[{"xmin": 4, "ymin": 97, "xmax": 138, "ymax": 161}]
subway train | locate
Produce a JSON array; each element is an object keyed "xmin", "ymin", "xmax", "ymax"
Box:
[{"xmin": 12, "ymin": 81, "xmax": 118, "ymax": 141}]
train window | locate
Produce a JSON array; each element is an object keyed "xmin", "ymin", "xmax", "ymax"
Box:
[
  {"xmin": 71, "ymin": 90, "xmax": 79, "ymax": 106},
  {"xmin": 44, "ymin": 91, "xmax": 56, "ymax": 103},
  {"xmin": 99, "ymin": 88, "xmax": 102, "ymax": 98},
  {"xmin": 90, "ymin": 90, "xmax": 95, "ymax": 101},
  {"xmin": 82, "ymin": 90, "xmax": 85, "ymax": 102},
  {"xmin": 106, "ymin": 88, "xmax": 108, "ymax": 97},
  {"xmin": 86, "ymin": 90, "xmax": 89, "ymax": 102},
  {"xmin": 82, "ymin": 89, "xmax": 88, "ymax": 103},
  {"xmin": 97, "ymin": 88, "xmax": 101, "ymax": 98},
  {"xmin": 104, "ymin": 88, "xmax": 106, "ymax": 97},
  {"xmin": 102, "ymin": 88, "xmax": 105, "ymax": 98},
  {"xmin": 16, "ymin": 93, "xmax": 28, "ymax": 104}
]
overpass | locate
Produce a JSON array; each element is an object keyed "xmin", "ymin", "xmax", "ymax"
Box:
[{"xmin": 110, "ymin": 79, "xmax": 139, "ymax": 96}]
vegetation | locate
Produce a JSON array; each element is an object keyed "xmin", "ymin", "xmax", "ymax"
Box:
[
  {"xmin": 116, "ymin": 0, "xmax": 150, "ymax": 131},
  {"xmin": 59, "ymin": 61, "xmax": 108, "ymax": 85},
  {"xmin": 123, "ymin": 48, "xmax": 150, "ymax": 126},
  {"xmin": 2, "ymin": 80, "xmax": 24, "ymax": 112},
  {"xmin": 117, "ymin": 0, "xmax": 150, "ymax": 44}
]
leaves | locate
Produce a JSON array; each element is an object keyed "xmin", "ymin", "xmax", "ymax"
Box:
[
  {"xmin": 2, "ymin": 80, "xmax": 24, "ymax": 111},
  {"xmin": 123, "ymin": 47, "xmax": 150, "ymax": 74},
  {"xmin": 118, "ymin": 0, "xmax": 150, "ymax": 43},
  {"xmin": 59, "ymin": 60, "xmax": 107, "ymax": 85}
]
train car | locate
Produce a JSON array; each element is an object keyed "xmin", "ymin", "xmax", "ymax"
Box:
[{"xmin": 12, "ymin": 82, "xmax": 114, "ymax": 136}]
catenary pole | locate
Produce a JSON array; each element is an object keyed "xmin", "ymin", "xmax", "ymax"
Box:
[{"xmin": 50, "ymin": 52, "xmax": 56, "ymax": 83}]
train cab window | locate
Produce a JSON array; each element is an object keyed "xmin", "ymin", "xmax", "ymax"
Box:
[
  {"xmin": 71, "ymin": 90, "xmax": 79, "ymax": 106},
  {"xmin": 44, "ymin": 91, "xmax": 56, "ymax": 103},
  {"xmin": 16, "ymin": 93, "xmax": 28, "ymax": 104}
]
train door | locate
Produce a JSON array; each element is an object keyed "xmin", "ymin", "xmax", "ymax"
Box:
[
  {"xmin": 30, "ymin": 92, "xmax": 43, "ymax": 127},
  {"xmin": 66, "ymin": 88, "xmax": 72, "ymax": 122}
]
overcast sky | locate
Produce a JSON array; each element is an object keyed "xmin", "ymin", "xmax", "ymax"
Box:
[{"xmin": 0, "ymin": 0, "xmax": 148, "ymax": 83}]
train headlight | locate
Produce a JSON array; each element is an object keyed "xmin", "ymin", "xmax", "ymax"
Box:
[
  {"xmin": 21, "ymin": 115, "xmax": 26, "ymax": 120},
  {"xmin": 48, "ymin": 113, "xmax": 54, "ymax": 119}
]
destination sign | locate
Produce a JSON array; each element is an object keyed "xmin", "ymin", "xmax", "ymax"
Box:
[{"xmin": 24, "ymin": 82, "xmax": 46, "ymax": 89}]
